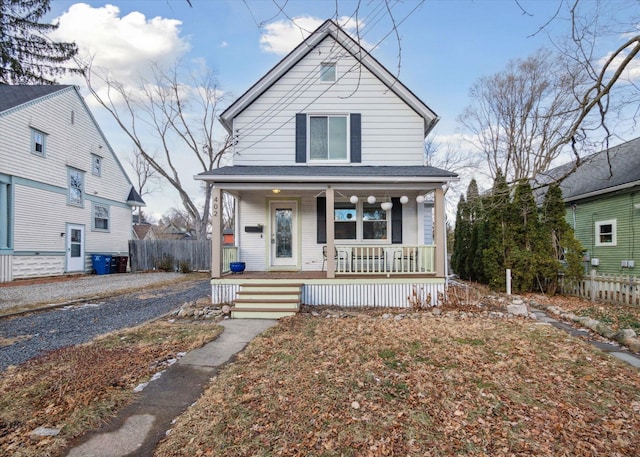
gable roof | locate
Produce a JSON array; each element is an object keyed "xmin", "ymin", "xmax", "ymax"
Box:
[
  {"xmin": 0, "ymin": 84, "xmax": 73, "ymax": 113},
  {"xmin": 542, "ymin": 137, "xmax": 640, "ymax": 202},
  {"xmin": 0, "ymin": 83, "xmax": 145, "ymax": 206},
  {"xmin": 220, "ymin": 19, "xmax": 438, "ymax": 135}
]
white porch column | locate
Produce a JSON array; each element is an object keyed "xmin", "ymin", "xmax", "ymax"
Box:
[
  {"xmin": 211, "ymin": 187, "xmax": 223, "ymax": 278},
  {"xmin": 326, "ymin": 186, "xmax": 335, "ymax": 278},
  {"xmin": 434, "ymin": 186, "xmax": 446, "ymax": 277}
]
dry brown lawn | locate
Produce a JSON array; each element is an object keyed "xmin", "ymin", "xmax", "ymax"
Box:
[
  {"xmin": 0, "ymin": 320, "xmax": 222, "ymax": 457},
  {"xmin": 155, "ymin": 311, "xmax": 640, "ymax": 457}
]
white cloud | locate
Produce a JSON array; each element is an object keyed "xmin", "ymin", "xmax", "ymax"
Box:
[
  {"xmin": 259, "ymin": 15, "xmax": 368, "ymax": 55},
  {"xmin": 50, "ymin": 3, "xmax": 190, "ymax": 84},
  {"xmin": 218, "ymin": 40, "xmax": 229, "ymax": 48},
  {"xmin": 598, "ymin": 49, "xmax": 640, "ymax": 82}
]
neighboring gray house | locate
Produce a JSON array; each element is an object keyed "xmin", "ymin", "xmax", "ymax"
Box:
[
  {"xmin": 0, "ymin": 85, "xmax": 144, "ymax": 281},
  {"xmin": 197, "ymin": 20, "xmax": 458, "ymax": 317}
]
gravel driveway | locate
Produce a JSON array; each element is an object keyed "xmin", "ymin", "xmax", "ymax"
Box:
[{"xmin": 0, "ymin": 274, "xmax": 211, "ymax": 371}]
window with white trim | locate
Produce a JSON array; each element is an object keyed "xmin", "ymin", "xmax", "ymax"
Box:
[
  {"xmin": 309, "ymin": 115, "xmax": 348, "ymax": 161},
  {"xmin": 91, "ymin": 154, "xmax": 102, "ymax": 176},
  {"xmin": 31, "ymin": 129, "xmax": 46, "ymax": 156},
  {"xmin": 68, "ymin": 168, "xmax": 84, "ymax": 206},
  {"xmin": 320, "ymin": 63, "xmax": 336, "ymax": 82},
  {"xmin": 595, "ymin": 219, "xmax": 616, "ymax": 246},
  {"xmin": 93, "ymin": 204, "xmax": 109, "ymax": 231}
]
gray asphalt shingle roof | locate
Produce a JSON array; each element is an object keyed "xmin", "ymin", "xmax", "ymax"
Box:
[
  {"xmin": 0, "ymin": 84, "xmax": 72, "ymax": 113},
  {"xmin": 197, "ymin": 165, "xmax": 458, "ymax": 181},
  {"xmin": 542, "ymin": 137, "xmax": 640, "ymax": 201}
]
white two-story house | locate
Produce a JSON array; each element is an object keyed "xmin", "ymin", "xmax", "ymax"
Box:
[
  {"xmin": 197, "ymin": 20, "xmax": 457, "ymax": 317},
  {"xmin": 0, "ymin": 85, "xmax": 144, "ymax": 282}
]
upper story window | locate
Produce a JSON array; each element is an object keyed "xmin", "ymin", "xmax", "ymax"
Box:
[
  {"xmin": 595, "ymin": 219, "xmax": 616, "ymax": 246},
  {"xmin": 320, "ymin": 63, "xmax": 336, "ymax": 82},
  {"xmin": 68, "ymin": 168, "xmax": 84, "ymax": 207},
  {"xmin": 309, "ymin": 115, "xmax": 348, "ymax": 161},
  {"xmin": 92, "ymin": 154, "xmax": 102, "ymax": 176},
  {"xmin": 31, "ymin": 129, "xmax": 46, "ymax": 157},
  {"xmin": 93, "ymin": 203, "xmax": 110, "ymax": 231}
]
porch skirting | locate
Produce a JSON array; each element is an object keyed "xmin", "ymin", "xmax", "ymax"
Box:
[{"xmin": 211, "ymin": 277, "xmax": 445, "ymax": 308}]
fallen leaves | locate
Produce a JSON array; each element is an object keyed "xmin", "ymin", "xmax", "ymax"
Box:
[
  {"xmin": 0, "ymin": 320, "xmax": 222, "ymax": 457},
  {"xmin": 155, "ymin": 314, "xmax": 640, "ymax": 456}
]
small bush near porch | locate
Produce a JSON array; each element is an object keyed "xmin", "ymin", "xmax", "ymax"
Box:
[{"xmin": 156, "ymin": 311, "xmax": 640, "ymax": 456}]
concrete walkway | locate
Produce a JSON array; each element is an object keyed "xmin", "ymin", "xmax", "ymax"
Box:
[{"xmin": 64, "ymin": 318, "xmax": 278, "ymax": 457}]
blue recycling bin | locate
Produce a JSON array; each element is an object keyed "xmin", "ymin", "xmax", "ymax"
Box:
[{"xmin": 91, "ymin": 254, "xmax": 112, "ymax": 275}]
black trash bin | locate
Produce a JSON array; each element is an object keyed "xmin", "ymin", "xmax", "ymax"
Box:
[
  {"xmin": 117, "ymin": 256, "xmax": 128, "ymax": 273},
  {"xmin": 109, "ymin": 256, "xmax": 118, "ymax": 274}
]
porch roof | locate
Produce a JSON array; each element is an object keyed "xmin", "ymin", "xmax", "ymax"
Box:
[{"xmin": 196, "ymin": 165, "xmax": 458, "ymax": 186}]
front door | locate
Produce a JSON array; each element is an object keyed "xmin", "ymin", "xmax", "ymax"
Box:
[
  {"xmin": 66, "ymin": 224, "xmax": 85, "ymax": 272},
  {"xmin": 269, "ymin": 200, "xmax": 298, "ymax": 268}
]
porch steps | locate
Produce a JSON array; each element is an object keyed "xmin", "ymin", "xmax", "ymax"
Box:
[{"xmin": 231, "ymin": 283, "xmax": 302, "ymax": 319}]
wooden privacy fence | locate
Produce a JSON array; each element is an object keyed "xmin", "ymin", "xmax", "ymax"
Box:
[
  {"xmin": 562, "ymin": 270, "xmax": 640, "ymax": 306},
  {"xmin": 129, "ymin": 240, "xmax": 211, "ymax": 272}
]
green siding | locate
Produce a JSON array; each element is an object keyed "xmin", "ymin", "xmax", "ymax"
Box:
[{"xmin": 566, "ymin": 190, "xmax": 640, "ymax": 275}]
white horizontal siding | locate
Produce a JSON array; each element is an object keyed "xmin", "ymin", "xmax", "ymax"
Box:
[
  {"xmin": 14, "ymin": 184, "xmax": 70, "ymax": 251},
  {"xmin": 13, "ymin": 183, "xmax": 131, "ymax": 256},
  {"xmin": 0, "ymin": 89, "xmax": 132, "ymax": 205},
  {"xmin": 232, "ymin": 37, "xmax": 426, "ymax": 166},
  {"xmin": 236, "ymin": 194, "xmax": 268, "ymax": 271}
]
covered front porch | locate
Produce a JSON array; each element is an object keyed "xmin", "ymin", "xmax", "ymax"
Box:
[{"xmin": 200, "ymin": 166, "xmax": 455, "ymax": 313}]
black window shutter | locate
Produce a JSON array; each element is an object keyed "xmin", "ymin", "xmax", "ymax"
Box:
[
  {"xmin": 295, "ymin": 113, "xmax": 306, "ymax": 163},
  {"xmin": 391, "ymin": 197, "xmax": 402, "ymax": 244},
  {"xmin": 317, "ymin": 196, "xmax": 326, "ymax": 244},
  {"xmin": 350, "ymin": 113, "xmax": 361, "ymax": 163}
]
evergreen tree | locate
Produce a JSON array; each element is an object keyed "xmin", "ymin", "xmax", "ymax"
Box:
[
  {"xmin": 464, "ymin": 179, "xmax": 481, "ymax": 280},
  {"xmin": 510, "ymin": 180, "xmax": 548, "ymax": 293},
  {"xmin": 482, "ymin": 169, "xmax": 512, "ymax": 290},
  {"xmin": 1, "ymin": 0, "xmax": 78, "ymax": 84},
  {"xmin": 451, "ymin": 194, "xmax": 469, "ymax": 278},
  {"xmin": 541, "ymin": 184, "xmax": 584, "ymax": 294}
]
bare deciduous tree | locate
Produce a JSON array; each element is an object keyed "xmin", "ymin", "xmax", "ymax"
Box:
[
  {"xmin": 458, "ymin": 49, "xmax": 585, "ymax": 183},
  {"xmin": 82, "ymin": 62, "xmax": 232, "ymax": 239},
  {"xmin": 525, "ymin": 0, "xmax": 640, "ymax": 166},
  {"xmin": 127, "ymin": 148, "xmax": 160, "ymax": 223}
]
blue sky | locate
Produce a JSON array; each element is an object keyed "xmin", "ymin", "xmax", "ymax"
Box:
[{"xmin": 43, "ymin": 0, "xmax": 624, "ymax": 219}]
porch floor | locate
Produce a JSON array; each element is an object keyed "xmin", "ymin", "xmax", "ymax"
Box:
[{"xmin": 219, "ymin": 271, "xmax": 437, "ymax": 280}]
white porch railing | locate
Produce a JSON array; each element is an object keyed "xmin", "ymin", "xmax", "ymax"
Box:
[
  {"xmin": 328, "ymin": 244, "xmax": 435, "ymax": 275},
  {"xmin": 222, "ymin": 246, "xmax": 238, "ymax": 274}
]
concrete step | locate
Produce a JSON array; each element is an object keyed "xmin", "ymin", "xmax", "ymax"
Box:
[
  {"xmin": 236, "ymin": 291, "xmax": 301, "ymax": 300},
  {"xmin": 234, "ymin": 298, "xmax": 300, "ymax": 310},
  {"xmin": 232, "ymin": 283, "xmax": 302, "ymax": 319},
  {"xmin": 230, "ymin": 306, "xmax": 298, "ymax": 319}
]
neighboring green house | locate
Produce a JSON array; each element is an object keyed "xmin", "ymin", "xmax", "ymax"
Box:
[{"xmin": 548, "ymin": 137, "xmax": 640, "ymax": 275}]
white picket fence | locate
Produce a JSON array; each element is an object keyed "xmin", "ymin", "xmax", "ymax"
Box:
[{"xmin": 562, "ymin": 270, "xmax": 640, "ymax": 306}]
